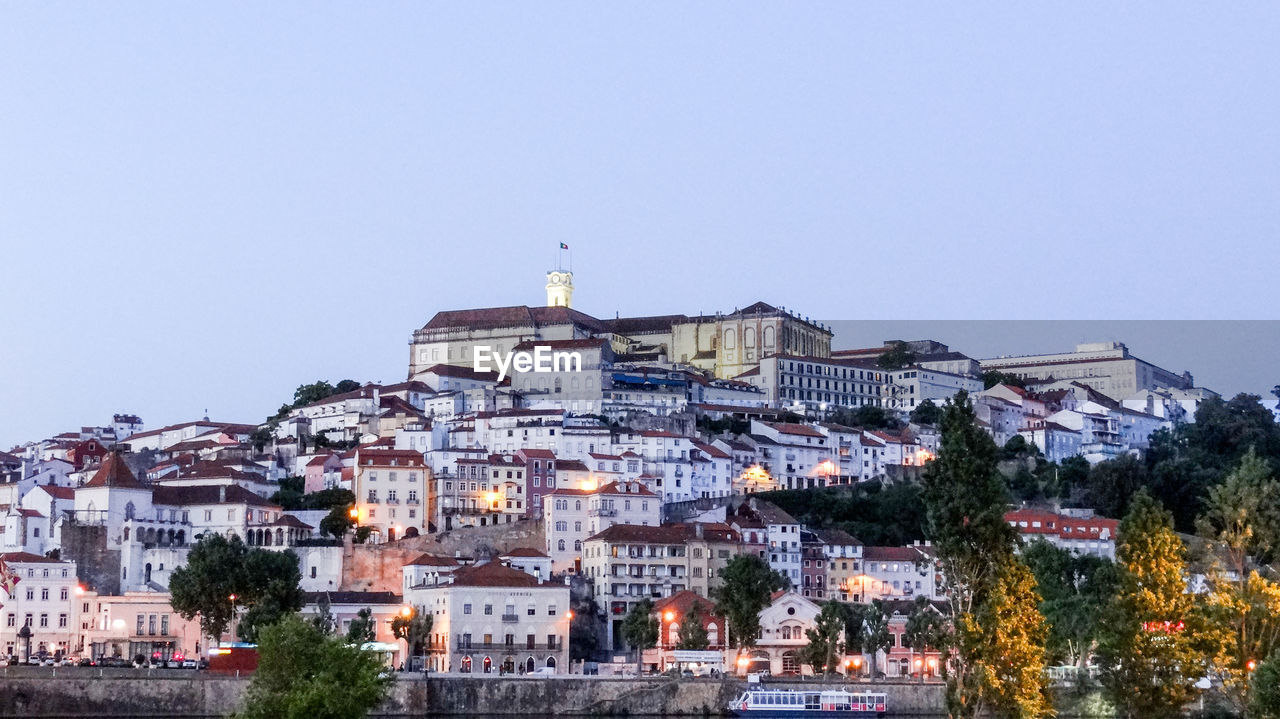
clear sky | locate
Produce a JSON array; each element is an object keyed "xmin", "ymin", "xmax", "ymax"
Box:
[{"xmin": 3, "ymin": 3, "xmax": 1279, "ymax": 447}]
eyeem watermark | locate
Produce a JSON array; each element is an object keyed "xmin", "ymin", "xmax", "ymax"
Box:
[{"xmin": 474, "ymin": 345, "xmax": 582, "ymax": 382}]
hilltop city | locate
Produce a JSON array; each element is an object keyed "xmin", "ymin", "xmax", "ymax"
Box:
[{"xmin": 0, "ymin": 268, "xmax": 1269, "ymax": 684}]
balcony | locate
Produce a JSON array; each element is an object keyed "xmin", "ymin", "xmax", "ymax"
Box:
[
  {"xmin": 501, "ymin": 614, "xmax": 519, "ymax": 623},
  {"xmin": 589, "ymin": 507, "xmax": 617, "ymax": 518}
]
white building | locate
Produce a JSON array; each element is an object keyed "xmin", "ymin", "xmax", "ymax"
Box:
[
  {"xmin": 0, "ymin": 552, "xmax": 79, "ymax": 660},
  {"xmin": 543, "ymin": 480, "xmax": 661, "ymax": 573},
  {"xmin": 407, "ymin": 560, "xmax": 570, "ymax": 674}
]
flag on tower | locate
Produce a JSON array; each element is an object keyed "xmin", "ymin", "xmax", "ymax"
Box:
[
  {"xmin": 0, "ymin": 556, "xmax": 19, "ymax": 598},
  {"xmin": 560, "ymin": 242, "xmax": 569, "ymax": 250}
]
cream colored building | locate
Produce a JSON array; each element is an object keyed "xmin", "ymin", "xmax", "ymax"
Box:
[
  {"xmin": 980, "ymin": 341, "xmax": 1193, "ymax": 402},
  {"xmin": 77, "ymin": 591, "xmax": 203, "ymax": 663},
  {"xmin": 543, "ymin": 479, "xmax": 661, "ymax": 572},
  {"xmin": 352, "ymin": 448, "xmax": 427, "ymax": 542},
  {"xmin": 581, "ymin": 522, "xmax": 740, "ymax": 651},
  {"xmin": 408, "ymin": 560, "xmax": 570, "ymax": 674}
]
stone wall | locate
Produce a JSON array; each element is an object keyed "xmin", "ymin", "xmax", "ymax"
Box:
[
  {"xmin": 60, "ymin": 523, "xmax": 120, "ymax": 595},
  {"xmin": 340, "ymin": 520, "xmax": 546, "ymax": 593},
  {"xmin": 0, "ymin": 671, "xmax": 1120, "ymax": 718}
]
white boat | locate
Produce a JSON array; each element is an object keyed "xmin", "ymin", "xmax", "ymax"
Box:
[{"xmin": 729, "ymin": 688, "xmax": 887, "ymax": 717}]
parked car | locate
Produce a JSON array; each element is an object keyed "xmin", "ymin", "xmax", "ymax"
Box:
[
  {"xmin": 77, "ymin": 658, "xmax": 95, "ymax": 667},
  {"xmin": 181, "ymin": 659, "xmax": 198, "ymax": 669}
]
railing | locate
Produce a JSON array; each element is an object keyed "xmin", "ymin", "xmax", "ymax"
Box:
[
  {"xmin": 589, "ymin": 508, "xmax": 617, "ymax": 517},
  {"xmin": 501, "ymin": 614, "xmax": 519, "ymax": 623}
]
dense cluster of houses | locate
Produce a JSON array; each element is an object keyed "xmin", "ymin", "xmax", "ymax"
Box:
[{"xmin": 0, "ymin": 273, "xmax": 1201, "ymax": 673}]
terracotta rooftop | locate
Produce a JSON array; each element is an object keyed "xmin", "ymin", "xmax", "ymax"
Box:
[{"xmin": 82, "ymin": 452, "xmax": 147, "ymax": 490}]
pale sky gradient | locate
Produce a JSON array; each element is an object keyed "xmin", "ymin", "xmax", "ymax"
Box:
[{"xmin": 3, "ymin": 4, "xmax": 1279, "ymax": 447}]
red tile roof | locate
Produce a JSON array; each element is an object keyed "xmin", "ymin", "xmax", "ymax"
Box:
[
  {"xmin": 448, "ymin": 560, "xmax": 550, "ymax": 588},
  {"xmin": 764, "ymin": 422, "xmax": 825, "ymax": 438},
  {"xmin": 0, "ymin": 551, "xmax": 64, "ymax": 564},
  {"xmin": 82, "ymin": 453, "xmax": 147, "ymax": 490},
  {"xmin": 502, "ymin": 547, "xmax": 550, "ymax": 558}
]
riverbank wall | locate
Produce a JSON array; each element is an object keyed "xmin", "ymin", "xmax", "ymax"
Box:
[{"xmin": 0, "ymin": 670, "xmax": 1121, "ymax": 718}]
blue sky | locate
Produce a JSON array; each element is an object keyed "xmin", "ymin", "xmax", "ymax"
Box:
[{"xmin": 2, "ymin": 3, "xmax": 1279, "ymax": 447}]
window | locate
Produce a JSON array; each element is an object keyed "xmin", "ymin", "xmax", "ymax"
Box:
[
  {"xmin": 484, "ymin": 604, "xmax": 493, "ymax": 615},
  {"xmin": 463, "ymin": 604, "xmax": 472, "ymax": 615},
  {"xmin": 161, "ymin": 615, "xmax": 169, "ymax": 634},
  {"xmin": 548, "ymin": 604, "xmax": 557, "ymax": 616},
  {"xmin": 40, "ymin": 588, "xmax": 48, "ymax": 601},
  {"xmin": 39, "ymin": 614, "xmax": 48, "ymax": 628},
  {"xmin": 59, "ymin": 587, "xmax": 67, "ymax": 601}
]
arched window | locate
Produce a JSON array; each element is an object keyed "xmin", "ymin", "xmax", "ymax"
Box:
[
  {"xmin": 546, "ymin": 656, "xmax": 556, "ymax": 670},
  {"xmin": 763, "ymin": 326, "xmax": 776, "ymax": 348},
  {"xmin": 483, "ymin": 656, "xmax": 493, "ymax": 674},
  {"xmin": 707, "ymin": 622, "xmax": 719, "ymax": 646},
  {"xmin": 668, "ymin": 623, "xmax": 679, "ymax": 645},
  {"xmin": 724, "ymin": 328, "xmax": 736, "ymax": 350},
  {"xmin": 575, "ymin": 500, "xmax": 581, "ymax": 511},
  {"xmin": 744, "ymin": 327, "xmax": 756, "ymax": 348},
  {"xmin": 573, "ymin": 540, "xmax": 581, "ymax": 551},
  {"xmin": 122, "ymin": 528, "xmax": 130, "ymax": 541},
  {"xmin": 124, "ymin": 502, "xmax": 136, "ymax": 520},
  {"xmin": 525, "ymin": 657, "xmax": 535, "ymax": 673},
  {"xmin": 557, "ymin": 540, "xmax": 566, "ymax": 551},
  {"xmin": 461, "ymin": 657, "xmax": 472, "ymax": 673}
]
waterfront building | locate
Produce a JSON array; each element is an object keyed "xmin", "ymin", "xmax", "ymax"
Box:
[{"xmin": 0, "ymin": 552, "xmax": 79, "ymax": 660}]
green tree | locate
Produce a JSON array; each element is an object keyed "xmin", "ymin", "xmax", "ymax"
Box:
[
  {"xmin": 981, "ymin": 371, "xmax": 1027, "ymax": 390},
  {"xmin": 966, "ymin": 558, "xmax": 1054, "ymax": 718},
  {"xmin": 903, "ymin": 596, "xmax": 947, "ymax": 681},
  {"xmin": 921, "ymin": 392, "xmax": 1020, "ymax": 718},
  {"xmin": 713, "ymin": 554, "xmax": 789, "ymax": 658},
  {"xmin": 801, "ymin": 600, "xmax": 847, "ymax": 675},
  {"xmin": 270, "ymin": 476, "xmax": 306, "ymax": 510},
  {"xmin": 877, "ymin": 341, "xmax": 917, "ymax": 370},
  {"xmin": 391, "ymin": 609, "xmax": 433, "ymax": 663},
  {"xmin": 569, "ymin": 596, "xmax": 602, "ymax": 661},
  {"xmin": 860, "ymin": 600, "xmax": 893, "ymax": 679},
  {"xmin": 171, "ymin": 534, "xmax": 304, "ymax": 644},
  {"xmin": 1251, "ymin": 650, "xmax": 1280, "ymax": 719},
  {"xmin": 1022, "ymin": 539, "xmax": 1118, "ymax": 667},
  {"xmin": 237, "ymin": 614, "xmax": 391, "ymax": 719},
  {"xmin": 311, "ymin": 593, "xmax": 336, "ymax": 635},
  {"xmin": 346, "ymin": 607, "xmax": 377, "ymax": 644},
  {"xmin": 911, "ymin": 399, "xmax": 943, "ymax": 426},
  {"xmin": 842, "ymin": 603, "xmax": 868, "ymax": 672},
  {"xmin": 170, "ymin": 534, "xmax": 245, "ymax": 641},
  {"xmin": 320, "ymin": 504, "xmax": 356, "ymax": 539},
  {"xmin": 676, "ymin": 604, "xmax": 710, "ymax": 650},
  {"xmin": 1196, "ymin": 449, "xmax": 1280, "ymax": 711},
  {"xmin": 621, "ymin": 599, "xmax": 659, "ymax": 667},
  {"xmin": 1096, "ymin": 490, "xmax": 1209, "ymax": 719}
]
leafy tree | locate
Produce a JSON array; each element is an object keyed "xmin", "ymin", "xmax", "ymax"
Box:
[
  {"xmin": 981, "ymin": 371, "xmax": 1027, "ymax": 390},
  {"xmin": 713, "ymin": 554, "xmax": 789, "ymax": 657},
  {"xmin": 921, "ymin": 392, "xmax": 1020, "ymax": 718},
  {"xmin": 569, "ymin": 596, "xmax": 603, "ymax": 661},
  {"xmin": 1196, "ymin": 449, "xmax": 1280, "ymax": 710},
  {"xmin": 169, "ymin": 534, "xmax": 250, "ymax": 641},
  {"xmin": 320, "ymin": 504, "xmax": 356, "ymax": 539},
  {"xmin": 237, "ymin": 613, "xmax": 391, "ymax": 719},
  {"xmin": 675, "ymin": 604, "xmax": 710, "ymax": 650},
  {"xmin": 251, "ymin": 426, "xmax": 274, "ymax": 453},
  {"xmin": 237, "ymin": 548, "xmax": 306, "ymax": 642},
  {"xmin": 968, "ymin": 558, "xmax": 1053, "ymax": 717},
  {"xmin": 270, "ymin": 476, "xmax": 306, "ymax": 511},
  {"xmin": 1022, "ymin": 539, "xmax": 1118, "ymax": 667},
  {"xmin": 391, "ymin": 609, "xmax": 433, "ymax": 660},
  {"xmin": 1082, "ymin": 454, "xmax": 1149, "ymax": 521},
  {"xmin": 1000, "ymin": 435, "xmax": 1038, "ymax": 461},
  {"xmin": 334, "ymin": 379, "xmax": 361, "ymax": 394},
  {"xmin": 311, "ymin": 593, "xmax": 336, "ymax": 635},
  {"xmin": 877, "ymin": 341, "xmax": 918, "ymax": 370},
  {"xmin": 1251, "ymin": 650, "xmax": 1280, "ymax": 719},
  {"xmin": 1097, "ymin": 490, "xmax": 1209, "ymax": 719},
  {"xmin": 801, "ymin": 600, "xmax": 847, "ymax": 675},
  {"xmin": 346, "ymin": 607, "xmax": 376, "ymax": 644},
  {"xmin": 910, "ymin": 399, "xmax": 943, "ymax": 426},
  {"xmin": 760, "ymin": 483, "xmax": 926, "ymax": 546},
  {"xmin": 902, "ymin": 596, "xmax": 947, "ymax": 680},
  {"xmin": 621, "ymin": 599, "xmax": 659, "ymax": 666},
  {"xmin": 860, "ymin": 600, "xmax": 893, "ymax": 679},
  {"xmin": 830, "ymin": 405, "xmax": 903, "ymax": 432},
  {"xmin": 171, "ymin": 534, "xmax": 304, "ymax": 644}
]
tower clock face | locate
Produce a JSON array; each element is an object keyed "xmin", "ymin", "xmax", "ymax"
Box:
[{"xmin": 550, "ymin": 273, "xmax": 561, "ymax": 284}]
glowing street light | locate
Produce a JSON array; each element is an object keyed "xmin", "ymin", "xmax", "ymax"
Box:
[
  {"xmin": 400, "ymin": 606, "xmax": 414, "ymax": 618},
  {"xmin": 566, "ymin": 610, "xmax": 574, "ymax": 621},
  {"xmin": 348, "ymin": 507, "xmax": 360, "ymax": 520},
  {"xmin": 663, "ymin": 610, "xmax": 676, "ymax": 622}
]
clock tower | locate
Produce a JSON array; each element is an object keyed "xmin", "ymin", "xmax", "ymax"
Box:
[{"xmin": 545, "ymin": 270, "xmax": 574, "ymax": 308}]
